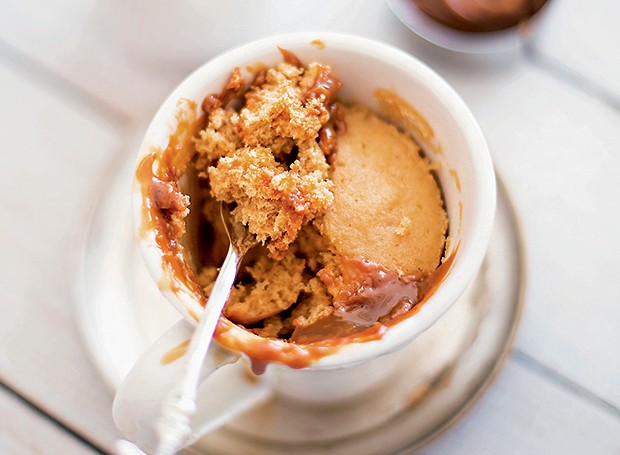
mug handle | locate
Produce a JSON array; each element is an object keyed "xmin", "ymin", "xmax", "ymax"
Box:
[{"xmin": 112, "ymin": 318, "xmax": 272, "ymax": 453}]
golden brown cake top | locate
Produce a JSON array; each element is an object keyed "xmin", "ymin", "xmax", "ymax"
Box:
[{"xmin": 320, "ymin": 105, "xmax": 448, "ymax": 278}]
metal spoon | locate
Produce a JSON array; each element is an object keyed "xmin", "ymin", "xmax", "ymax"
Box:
[{"xmin": 117, "ymin": 203, "xmax": 256, "ymax": 455}]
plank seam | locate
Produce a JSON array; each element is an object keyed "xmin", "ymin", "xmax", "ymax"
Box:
[
  {"xmin": 0, "ymin": 37, "xmax": 132, "ymax": 129},
  {"xmin": 513, "ymin": 348, "xmax": 620, "ymax": 420},
  {"xmin": 0, "ymin": 380, "xmax": 107, "ymax": 454}
]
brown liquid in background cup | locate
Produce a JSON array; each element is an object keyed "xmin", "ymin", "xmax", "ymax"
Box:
[{"xmin": 412, "ymin": 0, "xmax": 549, "ymax": 33}]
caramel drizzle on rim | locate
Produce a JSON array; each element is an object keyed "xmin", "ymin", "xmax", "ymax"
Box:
[
  {"xmin": 375, "ymin": 88, "xmax": 443, "ymax": 156},
  {"xmin": 136, "ymin": 99, "xmax": 204, "ymax": 303}
]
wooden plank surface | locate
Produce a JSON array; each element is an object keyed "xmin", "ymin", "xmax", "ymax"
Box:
[
  {"xmin": 0, "ymin": 58, "xmax": 121, "ymax": 452},
  {"xmin": 533, "ymin": 0, "xmax": 620, "ymax": 103},
  {"xmin": 0, "ymin": 0, "xmax": 619, "ymax": 453},
  {"xmin": 0, "ymin": 0, "xmax": 445, "ymax": 118},
  {"xmin": 423, "ymin": 358, "xmax": 620, "ymax": 454},
  {"xmin": 0, "ymin": 386, "xmax": 100, "ymax": 455},
  {"xmin": 463, "ymin": 63, "xmax": 620, "ymax": 410}
]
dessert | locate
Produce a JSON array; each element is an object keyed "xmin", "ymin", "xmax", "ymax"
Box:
[{"xmin": 143, "ymin": 50, "xmax": 448, "ymax": 344}]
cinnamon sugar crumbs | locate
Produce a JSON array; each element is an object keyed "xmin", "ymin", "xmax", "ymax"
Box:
[{"xmin": 395, "ymin": 216, "xmax": 412, "ymax": 236}]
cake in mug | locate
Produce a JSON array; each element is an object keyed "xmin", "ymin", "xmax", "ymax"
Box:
[{"xmin": 140, "ymin": 50, "xmax": 448, "ymax": 345}]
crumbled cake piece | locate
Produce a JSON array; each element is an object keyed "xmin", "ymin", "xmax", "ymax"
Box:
[
  {"xmin": 223, "ymin": 249, "xmax": 307, "ymax": 325},
  {"xmin": 240, "ymin": 62, "xmax": 327, "ymax": 147},
  {"xmin": 207, "ymin": 145, "xmax": 333, "ymax": 259},
  {"xmin": 252, "ymin": 315, "xmax": 290, "ymax": 339},
  {"xmin": 194, "ymin": 107, "xmax": 242, "ymax": 166},
  {"xmin": 289, "ymin": 278, "xmax": 334, "ymax": 327},
  {"xmin": 148, "ymin": 176, "xmax": 189, "ymax": 240},
  {"xmin": 194, "ymin": 60, "xmax": 341, "ymax": 259}
]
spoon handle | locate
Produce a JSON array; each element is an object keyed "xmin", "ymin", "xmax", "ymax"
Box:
[{"xmin": 153, "ymin": 244, "xmax": 240, "ymax": 455}]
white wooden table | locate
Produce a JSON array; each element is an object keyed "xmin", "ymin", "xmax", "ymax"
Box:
[{"xmin": 1, "ymin": 1, "xmax": 619, "ymax": 453}]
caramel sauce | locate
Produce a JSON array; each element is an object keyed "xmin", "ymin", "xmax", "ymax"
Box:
[
  {"xmin": 303, "ymin": 65, "xmax": 342, "ymax": 105},
  {"xmin": 331, "ymin": 102, "xmax": 346, "ymax": 135},
  {"xmin": 161, "ymin": 339, "xmax": 190, "ymax": 365},
  {"xmin": 136, "ymin": 99, "xmax": 206, "ymax": 302},
  {"xmin": 148, "ymin": 177, "xmax": 188, "ymax": 212},
  {"xmin": 245, "ymin": 62, "xmax": 269, "ymax": 75},
  {"xmin": 318, "ymin": 102, "xmax": 347, "ymax": 157},
  {"xmin": 251, "ymin": 69, "xmax": 267, "ymax": 89},
  {"xmin": 449, "ymin": 168, "xmax": 462, "ymax": 193},
  {"xmin": 221, "ymin": 249, "xmax": 457, "ymax": 372},
  {"xmin": 278, "ymin": 47, "xmax": 303, "ymax": 68},
  {"xmin": 310, "ymin": 39, "xmax": 326, "ymax": 49},
  {"xmin": 201, "ymin": 67, "xmax": 245, "ymax": 116},
  {"xmin": 375, "ymin": 88, "xmax": 442, "ymax": 156},
  {"xmin": 226, "ymin": 262, "xmax": 445, "ymax": 369},
  {"xmin": 318, "ymin": 125, "xmax": 336, "ymax": 155},
  {"xmin": 292, "ymin": 253, "xmax": 456, "ymax": 344},
  {"xmin": 413, "ymin": 247, "xmax": 457, "ymax": 307}
]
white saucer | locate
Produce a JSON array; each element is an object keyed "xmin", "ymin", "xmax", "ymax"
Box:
[{"xmin": 73, "ymin": 137, "xmax": 524, "ymax": 454}]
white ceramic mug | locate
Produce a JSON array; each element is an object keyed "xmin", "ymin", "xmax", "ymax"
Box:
[{"xmin": 113, "ymin": 32, "xmax": 496, "ymax": 452}]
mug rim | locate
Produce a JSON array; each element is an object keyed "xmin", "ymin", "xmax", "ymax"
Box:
[{"xmin": 134, "ymin": 32, "xmax": 496, "ymax": 369}]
